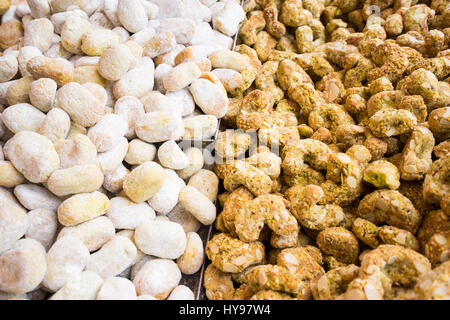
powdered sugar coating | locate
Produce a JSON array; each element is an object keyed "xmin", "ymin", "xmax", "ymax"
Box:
[{"xmin": 133, "ymin": 259, "xmax": 181, "ymax": 299}]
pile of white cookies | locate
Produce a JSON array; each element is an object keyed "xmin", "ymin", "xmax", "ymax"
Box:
[{"xmin": 0, "ymin": 0, "xmax": 246, "ymax": 300}]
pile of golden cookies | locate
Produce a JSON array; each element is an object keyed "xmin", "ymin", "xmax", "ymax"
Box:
[{"xmin": 204, "ymin": 0, "xmax": 449, "ymax": 300}]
